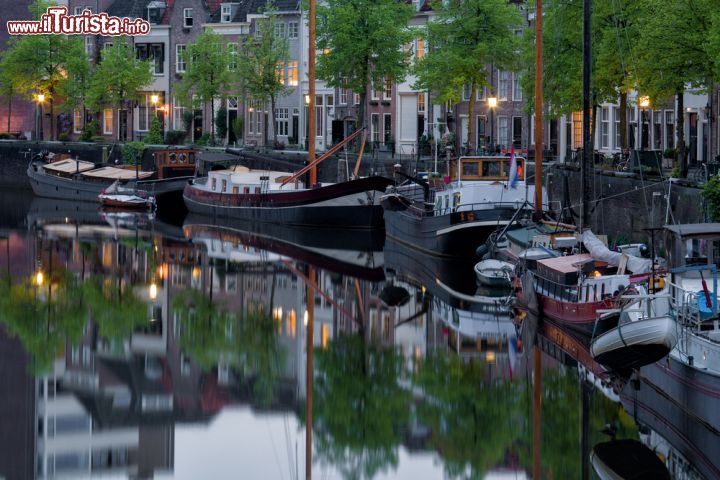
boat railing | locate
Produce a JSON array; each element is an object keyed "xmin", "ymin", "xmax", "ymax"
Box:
[
  {"xmin": 667, "ymin": 281, "xmax": 702, "ymax": 328},
  {"xmin": 417, "ymin": 200, "xmax": 533, "ymax": 217}
]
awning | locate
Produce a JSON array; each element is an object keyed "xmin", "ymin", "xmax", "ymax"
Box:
[
  {"xmin": 81, "ymin": 167, "xmax": 154, "ymax": 180},
  {"xmin": 43, "ymin": 159, "xmax": 95, "ymax": 174}
]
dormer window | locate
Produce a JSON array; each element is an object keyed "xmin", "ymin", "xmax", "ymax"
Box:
[
  {"xmin": 146, "ymin": 1, "xmax": 166, "ymax": 24},
  {"xmin": 221, "ymin": 4, "xmax": 232, "ymax": 23},
  {"xmin": 184, "ymin": 8, "xmax": 193, "ymax": 27}
]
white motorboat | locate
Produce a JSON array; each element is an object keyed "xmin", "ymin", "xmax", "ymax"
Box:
[
  {"xmin": 474, "ymin": 259, "xmax": 515, "ymax": 288},
  {"xmin": 98, "ymin": 181, "xmax": 156, "ymax": 210}
]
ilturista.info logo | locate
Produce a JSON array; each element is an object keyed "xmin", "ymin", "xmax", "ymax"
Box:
[{"xmin": 7, "ymin": 7, "xmax": 151, "ymax": 36}]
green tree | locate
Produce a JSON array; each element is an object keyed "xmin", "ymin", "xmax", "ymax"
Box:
[
  {"xmin": 634, "ymin": 0, "xmax": 716, "ymax": 177},
  {"xmin": 176, "ymin": 30, "xmax": 232, "ymax": 144},
  {"xmin": 242, "ymin": 9, "xmax": 290, "ymax": 145},
  {"xmin": 414, "ymin": 0, "xmax": 521, "ymax": 151},
  {"xmin": 57, "ymin": 36, "xmax": 92, "ymax": 120},
  {"xmin": 144, "ymin": 116, "xmax": 163, "ymax": 144},
  {"xmin": 0, "ymin": 0, "xmax": 85, "ymax": 140},
  {"xmin": 86, "ymin": 38, "xmax": 154, "ymax": 141},
  {"xmin": 315, "ymin": 0, "xmax": 413, "ymax": 129},
  {"xmin": 0, "ymin": 65, "xmax": 15, "ymax": 133}
]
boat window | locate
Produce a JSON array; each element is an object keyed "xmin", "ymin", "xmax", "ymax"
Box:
[
  {"xmin": 243, "ymin": 186, "xmax": 250, "ymax": 194},
  {"xmin": 255, "ymin": 187, "xmax": 261, "ymax": 194},
  {"xmin": 221, "ymin": 179, "xmax": 227, "ymax": 192},
  {"xmin": 232, "ymin": 186, "xmax": 239, "ymax": 194},
  {"xmin": 178, "ymin": 153, "xmax": 186, "ymax": 164},
  {"xmin": 211, "ymin": 178, "xmax": 217, "ymax": 191},
  {"xmin": 461, "ymin": 161, "xmax": 479, "ymax": 177},
  {"xmin": 482, "ymin": 160, "xmax": 502, "ymax": 177},
  {"xmin": 169, "ymin": 153, "xmax": 176, "ymax": 164},
  {"xmin": 188, "ymin": 153, "xmax": 195, "ymax": 164}
]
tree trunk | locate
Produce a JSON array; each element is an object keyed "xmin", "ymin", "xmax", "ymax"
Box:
[
  {"xmin": 270, "ymin": 95, "xmax": 277, "ymax": 145},
  {"xmin": 6, "ymin": 95, "xmax": 11, "ymax": 132},
  {"xmin": 467, "ymin": 80, "xmax": 476, "ymax": 153},
  {"xmin": 210, "ymin": 97, "xmax": 215, "ymax": 143},
  {"xmin": 50, "ymin": 99, "xmax": 55, "ymax": 141},
  {"xmin": 619, "ymin": 91, "xmax": 627, "ymax": 150},
  {"xmin": 677, "ymin": 90, "xmax": 686, "ymax": 177}
]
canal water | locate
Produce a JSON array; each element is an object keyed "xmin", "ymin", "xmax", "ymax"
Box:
[{"xmin": 0, "ymin": 188, "xmax": 716, "ymax": 479}]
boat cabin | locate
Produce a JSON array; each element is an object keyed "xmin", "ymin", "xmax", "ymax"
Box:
[
  {"xmin": 151, "ymin": 148, "xmax": 196, "ymax": 179},
  {"xmin": 201, "ymin": 166, "xmax": 303, "ymax": 195},
  {"xmin": 450, "ymin": 156, "xmax": 525, "ymax": 182}
]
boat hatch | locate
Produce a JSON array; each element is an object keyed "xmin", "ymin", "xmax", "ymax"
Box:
[{"xmin": 42, "ymin": 159, "xmax": 95, "ymax": 174}]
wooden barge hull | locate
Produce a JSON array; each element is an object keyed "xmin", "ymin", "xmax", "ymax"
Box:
[{"xmin": 183, "ymin": 177, "xmax": 392, "ymax": 229}]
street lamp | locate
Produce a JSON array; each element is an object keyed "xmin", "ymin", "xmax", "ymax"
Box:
[
  {"xmin": 36, "ymin": 93, "xmax": 45, "ymax": 141},
  {"xmin": 638, "ymin": 96, "xmax": 650, "ymax": 150},
  {"xmin": 149, "ymin": 282, "xmax": 158, "ymax": 301},
  {"xmin": 487, "ymin": 96, "xmax": 497, "ymax": 149},
  {"xmin": 35, "ymin": 270, "xmax": 44, "ymax": 287}
]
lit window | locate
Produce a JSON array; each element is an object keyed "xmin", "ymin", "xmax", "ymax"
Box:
[
  {"xmin": 417, "ymin": 93, "xmax": 425, "ymax": 113},
  {"xmin": 286, "ymin": 61, "xmax": 298, "ymax": 86},
  {"xmin": 103, "ymin": 109, "xmax": 113, "ymax": 135}
]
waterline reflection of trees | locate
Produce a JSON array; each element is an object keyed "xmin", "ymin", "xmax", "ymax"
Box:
[{"xmin": 172, "ymin": 289, "xmax": 285, "ymax": 406}]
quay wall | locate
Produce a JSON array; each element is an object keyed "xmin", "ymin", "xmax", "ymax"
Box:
[{"xmin": 547, "ymin": 165, "xmax": 705, "ymax": 244}]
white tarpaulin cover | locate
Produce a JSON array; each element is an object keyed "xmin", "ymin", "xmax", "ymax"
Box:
[{"xmin": 582, "ymin": 229, "xmax": 652, "ymax": 274}]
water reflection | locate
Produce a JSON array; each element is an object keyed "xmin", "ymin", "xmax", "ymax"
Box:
[{"xmin": 0, "ymin": 191, "xmax": 712, "ymax": 479}]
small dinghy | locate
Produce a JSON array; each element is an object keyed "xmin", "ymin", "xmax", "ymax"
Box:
[
  {"xmin": 98, "ymin": 181, "xmax": 156, "ymax": 210},
  {"xmin": 591, "ymin": 439, "xmax": 670, "ymax": 480},
  {"xmin": 590, "ymin": 291, "xmax": 678, "ymax": 372},
  {"xmin": 474, "ymin": 259, "xmax": 515, "ymax": 288}
]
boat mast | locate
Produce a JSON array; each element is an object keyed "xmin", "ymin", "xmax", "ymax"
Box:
[
  {"xmin": 581, "ymin": 0, "xmax": 591, "ymax": 229},
  {"xmin": 306, "ymin": 268, "xmax": 315, "ymax": 480},
  {"xmin": 308, "ymin": 0, "xmax": 317, "ymax": 186},
  {"xmin": 533, "ymin": 0, "xmax": 543, "ymax": 215},
  {"xmin": 533, "ymin": 4, "xmax": 544, "ymax": 480}
]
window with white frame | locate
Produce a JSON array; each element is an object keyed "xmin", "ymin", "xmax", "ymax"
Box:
[
  {"xmin": 614, "ymin": 108, "xmax": 621, "ymax": 149},
  {"xmin": 84, "ymin": 36, "xmax": 92, "ymax": 55},
  {"xmin": 173, "ymin": 98, "xmax": 186, "ymax": 131},
  {"xmin": 498, "ymin": 71, "xmax": 509, "ymax": 101},
  {"xmin": 498, "ymin": 116, "xmax": 509, "ymax": 146},
  {"xmin": 183, "ymin": 8, "xmax": 193, "ymax": 27},
  {"xmin": 384, "ymin": 78, "xmax": 392, "ymax": 100},
  {"xmin": 339, "ymin": 87, "xmax": 347, "ymax": 105},
  {"xmin": 371, "ymin": 80, "xmax": 380, "ymax": 101},
  {"xmin": 600, "ymin": 107, "xmax": 609, "ymax": 148},
  {"xmin": 228, "ymin": 43, "xmax": 238, "ymax": 71},
  {"xmin": 286, "ymin": 61, "xmax": 298, "ymax": 86},
  {"xmin": 383, "ymin": 113, "xmax": 391, "ymax": 143},
  {"xmin": 371, "ymin": 113, "xmax": 380, "ymax": 142},
  {"xmin": 274, "ymin": 21, "xmax": 285, "ymax": 38},
  {"xmin": 513, "ymin": 73, "xmax": 522, "ymax": 101},
  {"xmin": 665, "ymin": 110, "xmax": 675, "ymax": 149},
  {"xmin": 74, "ymin": 6, "xmax": 83, "ymax": 15},
  {"xmin": 228, "ymin": 96, "xmax": 238, "ymax": 110},
  {"xmin": 103, "ymin": 109, "xmax": 113, "ymax": 135},
  {"xmin": 221, "ymin": 4, "xmax": 232, "ymax": 22},
  {"xmin": 275, "ymin": 108, "xmax": 289, "ymax": 136},
  {"xmin": 73, "ymin": 109, "xmax": 82, "ymax": 134},
  {"xmin": 477, "ymin": 86, "xmax": 485, "ymax": 101},
  {"xmin": 476, "ymin": 115, "xmax": 486, "ymax": 147},
  {"xmin": 415, "ymin": 38, "xmax": 425, "ymax": 59},
  {"xmin": 136, "ymin": 43, "xmax": 164, "ymax": 75},
  {"xmin": 176, "ymin": 44, "xmax": 186, "ymax": 73},
  {"xmin": 417, "ymin": 93, "xmax": 425, "ymax": 113},
  {"xmin": 315, "ymin": 95, "xmax": 323, "ymax": 137},
  {"xmin": 288, "ymin": 21, "xmax": 299, "ymax": 39},
  {"xmin": 462, "ymin": 84, "xmax": 471, "ymax": 101},
  {"xmin": 653, "ymin": 111, "xmax": 662, "ymax": 150},
  {"xmin": 354, "ymin": 93, "xmax": 360, "ymax": 105}
]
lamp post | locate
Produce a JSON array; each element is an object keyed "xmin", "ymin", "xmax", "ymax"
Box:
[
  {"xmin": 487, "ymin": 96, "xmax": 497, "ymax": 150},
  {"xmin": 36, "ymin": 93, "xmax": 45, "ymax": 141},
  {"xmin": 639, "ymin": 96, "xmax": 650, "ymax": 151}
]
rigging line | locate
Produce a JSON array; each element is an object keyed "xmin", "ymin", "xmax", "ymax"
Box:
[
  {"xmin": 564, "ymin": 177, "xmax": 669, "ymax": 211},
  {"xmin": 265, "ymin": 417, "xmax": 287, "ymax": 480}
]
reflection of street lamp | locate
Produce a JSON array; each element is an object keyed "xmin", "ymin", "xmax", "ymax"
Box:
[
  {"xmin": 36, "ymin": 93, "xmax": 45, "ymax": 141},
  {"xmin": 487, "ymin": 96, "xmax": 497, "ymax": 148},
  {"xmin": 35, "ymin": 270, "xmax": 44, "ymax": 287},
  {"xmin": 149, "ymin": 282, "xmax": 157, "ymax": 301}
]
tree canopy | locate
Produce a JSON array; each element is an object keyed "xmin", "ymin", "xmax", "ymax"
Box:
[{"xmin": 315, "ymin": 0, "xmax": 413, "ymax": 128}]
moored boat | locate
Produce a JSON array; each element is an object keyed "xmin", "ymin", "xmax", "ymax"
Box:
[
  {"xmin": 590, "ymin": 439, "xmax": 670, "ymax": 480},
  {"xmin": 98, "ymin": 181, "xmax": 156, "ymax": 210},
  {"xmin": 381, "ymin": 152, "xmax": 544, "ymax": 258},
  {"xmin": 183, "ymin": 165, "xmax": 392, "ymax": 229},
  {"xmin": 27, "ymin": 147, "xmax": 197, "ymax": 202},
  {"xmin": 474, "ymin": 259, "xmax": 514, "ymax": 288}
]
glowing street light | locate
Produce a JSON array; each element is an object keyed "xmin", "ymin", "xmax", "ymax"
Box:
[
  {"xmin": 487, "ymin": 96, "xmax": 498, "ymax": 147},
  {"xmin": 150, "ymin": 94, "xmax": 159, "ymax": 105},
  {"xmin": 149, "ymin": 282, "xmax": 158, "ymax": 301},
  {"xmin": 37, "ymin": 93, "xmax": 45, "ymax": 103},
  {"xmin": 639, "ymin": 96, "xmax": 650, "ymax": 108},
  {"xmin": 35, "ymin": 271, "xmax": 44, "ymax": 287},
  {"xmin": 36, "ymin": 93, "xmax": 45, "ymax": 140}
]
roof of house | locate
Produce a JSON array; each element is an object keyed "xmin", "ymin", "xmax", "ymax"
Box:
[{"xmin": 207, "ymin": 0, "xmax": 300, "ymax": 23}]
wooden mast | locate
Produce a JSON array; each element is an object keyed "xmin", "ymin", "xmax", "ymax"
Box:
[
  {"xmin": 308, "ymin": 0, "xmax": 317, "ymax": 186},
  {"xmin": 533, "ymin": 2, "xmax": 544, "ymax": 480},
  {"xmin": 305, "ymin": 268, "xmax": 315, "ymax": 480},
  {"xmin": 533, "ymin": 0, "xmax": 543, "ymax": 214}
]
